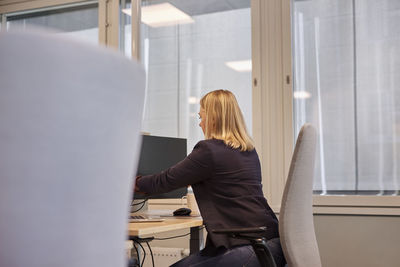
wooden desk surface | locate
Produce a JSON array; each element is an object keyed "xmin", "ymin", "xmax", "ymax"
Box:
[{"xmin": 128, "ymin": 210, "xmax": 203, "ymax": 237}]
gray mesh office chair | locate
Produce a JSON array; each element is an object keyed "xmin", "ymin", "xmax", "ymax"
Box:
[
  {"xmin": 213, "ymin": 123, "xmax": 321, "ymax": 267},
  {"xmin": 0, "ymin": 29, "xmax": 145, "ymax": 267}
]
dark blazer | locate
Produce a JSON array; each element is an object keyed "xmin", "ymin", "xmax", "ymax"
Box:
[{"xmin": 137, "ymin": 139, "xmax": 279, "ymax": 252}]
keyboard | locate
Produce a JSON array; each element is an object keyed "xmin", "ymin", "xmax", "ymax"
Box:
[
  {"xmin": 130, "ymin": 215, "xmax": 146, "ymax": 220},
  {"xmin": 129, "ymin": 214, "xmax": 165, "ymax": 223}
]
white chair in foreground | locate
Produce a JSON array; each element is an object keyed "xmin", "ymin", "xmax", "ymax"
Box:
[{"xmin": 0, "ymin": 30, "xmax": 145, "ymax": 267}]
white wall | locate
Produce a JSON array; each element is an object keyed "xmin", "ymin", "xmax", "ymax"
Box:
[{"xmin": 314, "ymin": 214, "xmax": 400, "ymax": 267}]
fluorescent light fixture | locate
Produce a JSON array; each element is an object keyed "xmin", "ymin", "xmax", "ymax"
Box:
[
  {"xmin": 122, "ymin": 3, "xmax": 194, "ymax": 28},
  {"xmin": 225, "ymin": 60, "xmax": 252, "ymax": 72},
  {"xmin": 122, "ymin": 8, "xmax": 131, "ymax": 16},
  {"xmin": 294, "ymin": 91, "xmax": 311, "ymax": 99},
  {"xmin": 188, "ymin": 97, "xmax": 199, "ymax": 104}
]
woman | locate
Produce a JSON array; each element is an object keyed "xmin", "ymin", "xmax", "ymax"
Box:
[{"xmin": 135, "ymin": 89, "xmax": 286, "ymax": 267}]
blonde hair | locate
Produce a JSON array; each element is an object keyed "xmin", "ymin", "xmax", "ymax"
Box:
[{"xmin": 200, "ymin": 89, "xmax": 254, "ymax": 151}]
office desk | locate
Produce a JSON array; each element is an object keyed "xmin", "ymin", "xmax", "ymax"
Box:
[{"xmin": 127, "ymin": 210, "xmax": 204, "ymax": 254}]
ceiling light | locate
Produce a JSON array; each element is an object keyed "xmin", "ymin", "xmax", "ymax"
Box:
[
  {"xmin": 122, "ymin": 3, "xmax": 194, "ymax": 28},
  {"xmin": 225, "ymin": 60, "xmax": 252, "ymax": 72},
  {"xmin": 188, "ymin": 97, "xmax": 199, "ymax": 104},
  {"xmin": 121, "ymin": 8, "xmax": 130, "ymax": 16},
  {"xmin": 294, "ymin": 91, "xmax": 311, "ymax": 99}
]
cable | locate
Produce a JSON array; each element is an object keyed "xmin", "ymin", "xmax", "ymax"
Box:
[
  {"xmin": 153, "ymin": 232, "xmax": 191, "ymax": 240},
  {"xmin": 131, "ymin": 199, "xmax": 148, "ymax": 206},
  {"xmin": 132, "ymin": 243, "xmax": 140, "ymax": 267},
  {"xmin": 135, "ymin": 240, "xmax": 146, "ymax": 267},
  {"xmin": 145, "ymin": 241, "xmax": 155, "ymax": 267},
  {"xmin": 131, "ymin": 202, "xmax": 145, "ymax": 213},
  {"xmin": 130, "ymin": 227, "xmax": 206, "ymax": 266},
  {"xmin": 153, "ymin": 226, "xmax": 205, "ymax": 240},
  {"xmin": 130, "ymin": 199, "xmax": 148, "ymax": 213}
]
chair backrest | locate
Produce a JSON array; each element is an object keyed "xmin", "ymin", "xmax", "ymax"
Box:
[
  {"xmin": 0, "ymin": 30, "xmax": 145, "ymax": 267},
  {"xmin": 279, "ymin": 123, "xmax": 322, "ymax": 267}
]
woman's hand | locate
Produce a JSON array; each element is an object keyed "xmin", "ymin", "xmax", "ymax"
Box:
[{"xmin": 134, "ymin": 175, "xmax": 143, "ymax": 193}]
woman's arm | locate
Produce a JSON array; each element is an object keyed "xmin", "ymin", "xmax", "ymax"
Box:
[{"xmin": 136, "ymin": 141, "xmax": 213, "ymax": 194}]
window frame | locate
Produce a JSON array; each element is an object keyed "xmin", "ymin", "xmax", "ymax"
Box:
[
  {"xmin": 0, "ymin": 0, "xmax": 119, "ymax": 47},
  {"xmin": 0, "ymin": 0, "xmax": 91, "ymax": 14}
]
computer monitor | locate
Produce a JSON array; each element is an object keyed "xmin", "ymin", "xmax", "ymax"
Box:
[{"xmin": 134, "ymin": 135, "xmax": 188, "ymax": 199}]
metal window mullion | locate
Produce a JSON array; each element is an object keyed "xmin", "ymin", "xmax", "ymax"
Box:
[
  {"xmin": 1, "ymin": 14, "xmax": 6, "ymax": 30},
  {"xmin": 131, "ymin": 0, "xmax": 140, "ymax": 61},
  {"xmin": 120, "ymin": 0, "xmax": 126, "ymax": 51},
  {"xmin": 99, "ymin": 0, "xmax": 118, "ymax": 48},
  {"xmin": 98, "ymin": 0, "xmax": 106, "ymax": 44}
]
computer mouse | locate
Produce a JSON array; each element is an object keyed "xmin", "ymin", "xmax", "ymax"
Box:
[{"xmin": 173, "ymin": 207, "xmax": 192, "ymax": 216}]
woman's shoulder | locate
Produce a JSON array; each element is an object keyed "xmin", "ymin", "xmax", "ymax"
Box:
[
  {"xmin": 187, "ymin": 140, "xmax": 217, "ymax": 165},
  {"xmin": 190, "ymin": 140, "xmax": 226, "ymax": 157},
  {"xmin": 193, "ymin": 140, "xmax": 258, "ymax": 160},
  {"xmin": 190, "ymin": 139, "xmax": 259, "ymax": 167},
  {"xmin": 194, "ymin": 139, "xmax": 257, "ymax": 155},
  {"xmin": 198, "ymin": 139, "xmax": 257, "ymax": 151},
  {"xmin": 194, "ymin": 139, "xmax": 224, "ymax": 149}
]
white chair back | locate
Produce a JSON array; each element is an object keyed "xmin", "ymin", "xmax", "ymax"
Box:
[
  {"xmin": 279, "ymin": 123, "xmax": 322, "ymax": 267},
  {"xmin": 0, "ymin": 30, "xmax": 145, "ymax": 267}
]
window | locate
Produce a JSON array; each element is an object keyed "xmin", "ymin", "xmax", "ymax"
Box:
[
  {"xmin": 2, "ymin": 1, "xmax": 99, "ymax": 45},
  {"xmin": 292, "ymin": 0, "xmax": 400, "ymax": 195},
  {"xmin": 122, "ymin": 0, "xmax": 252, "ymax": 153}
]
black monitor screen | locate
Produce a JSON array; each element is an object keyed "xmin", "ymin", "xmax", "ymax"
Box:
[{"xmin": 134, "ymin": 135, "xmax": 187, "ymax": 199}]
